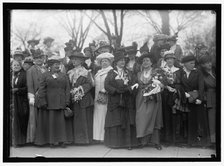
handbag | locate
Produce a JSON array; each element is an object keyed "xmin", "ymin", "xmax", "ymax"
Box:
[
  {"xmin": 64, "ymin": 107, "xmax": 73, "ymax": 118},
  {"xmin": 96, "ymin": 91, "xmax": 108, "ymax": 105},
  {"xmin": 188, "ymin": 90, "xmax": 199, "ymax": 103}
]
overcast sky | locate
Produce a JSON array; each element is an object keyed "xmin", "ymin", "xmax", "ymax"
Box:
[{"xmin": 10, "ymin": 9, "xmax": 216, "ymax": 53}]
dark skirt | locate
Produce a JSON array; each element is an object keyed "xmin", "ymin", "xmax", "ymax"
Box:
[
  {"xmin": 34, "ymin": 109, "xmax": 73, "ymax": 145},
  {"xmin": 187, "ymin": 104, "xmax": 210, "ymax": 147},
  {"xmin": 73, "ymin": 104, "xmax": 93, "ymax": 144},
  {"xmin": 104, "ymin": 125, "xmax": 139, "ymax": 148},
  {"xmin": 12, "ymin": 95, "xmax": 29, "ymax": 146}
]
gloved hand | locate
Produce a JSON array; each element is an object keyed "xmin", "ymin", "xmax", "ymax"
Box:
[
  {"xmin": 131, "ymin": 83, "xmax": 139, "ymax": 90},
  {"xmin": 185, "ymin": 92, "xmax": 190, "ymax": 98},
  {"xmin": 195, "ymin": 99, "xmax": 202, "ymax": 105},
  {"xmin": 29, "ymin": 98, "xmax": 35, "ymax": 106}
]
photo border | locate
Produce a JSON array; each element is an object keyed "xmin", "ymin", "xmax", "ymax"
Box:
[{"xmin": 3, "ymin": 2, "xmax": 221, "ymax": 162}]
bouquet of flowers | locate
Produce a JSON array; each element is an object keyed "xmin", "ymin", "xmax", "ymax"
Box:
[
  {"xmin": 161, "ymin": 69, "xmax": 176, "ymax": 86},
  {"xmin": 70, "ymin": 86, "xmax": 84, "ymax": 103},
  {"xmin": 142, "ymin": 68, "xmax": 165, "ymax": 97},
  {"xmin": 114, "ymin": 70, "xmax": 129, "ymax": 85}
]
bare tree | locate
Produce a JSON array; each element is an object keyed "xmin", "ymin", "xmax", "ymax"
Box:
[
  {"xmin": 57, "ymin": 10, "xmax": 97, "ymax": 50},
  {"xmin": 138, "ymin": 10, "xmax": 205, "ymax": 36},
  {"xmin": 11, "ymin": 22, "xmax": 42, "ymax": 49},
  {"xmin": 85, "ymin": 10, "xmax": 128, "ymax": 47}
]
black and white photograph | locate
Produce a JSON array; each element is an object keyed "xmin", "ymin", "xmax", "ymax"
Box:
[{"xmin": 2, "ymin": 1, "xmax": 222, "ymax": 165}]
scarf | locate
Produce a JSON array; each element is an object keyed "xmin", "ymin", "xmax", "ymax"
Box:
[
  {"xmin": 94, "ymin": 66, "xmax": 113, "ymax": 78},
  {"xmin": 67, "ymin": 66, "xmax": 88, "ymax": 85}
]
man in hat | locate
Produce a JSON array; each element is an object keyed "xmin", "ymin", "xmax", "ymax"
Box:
[
  {"xmin": 26, "ymin": 49, "xmax": 47, "ymax": 143},
  {"xmin": 150, "ymin": 34, "xmax": 170, "ymax": 64},
  {"xmin": 167, "ymin": 35, "xmax": 183, "ymax": 66},
  {"xmin": 23, "ymin": 57, "xmax": 34, "ymax": 71},
  {"xmin": 27, "ymin": 39, "xmax": 40, "ymax": 56}
]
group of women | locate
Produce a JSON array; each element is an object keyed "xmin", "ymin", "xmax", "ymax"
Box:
[{"xmin": 10, "ymin": 36, "xmax": 216, "ymax": 151}]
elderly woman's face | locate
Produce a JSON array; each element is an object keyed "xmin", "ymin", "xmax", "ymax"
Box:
[
  {"xmin": 12, "ymin": 61, "xmax": 22, "ymax": 72},
  {"xmin": 101, "ymin": 58, "xmax": 111, "ymax": 69},
  {"xmin": 116, "ymin": 58, "xmax": 125, "ymax": 68},
  {"xmin": 142, "ymin": 57, "xmax": 152, "ymax": 68}
]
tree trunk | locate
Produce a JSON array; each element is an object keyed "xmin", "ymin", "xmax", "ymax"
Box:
[{"xmin": 159, "ymin": 10, "xmax": 170, "ymax": 35}]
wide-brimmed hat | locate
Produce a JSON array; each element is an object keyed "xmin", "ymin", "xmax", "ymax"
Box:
[
  {"xmin": 95, "ymin": 41, "xmax": 113, "ymax": 53},
  {"xmin": 114, "ymin": 51, "xmax": 126, "ymax": 63},
  {"xmin": 43, "ymin": 37, "xmax": 54, "ymax": 45},
  {"xmin": 181, "ymin": 52, "xmax": 196, "ymax": 63},
  {"xmin": 13, "ymin": 50, "xmax": 24, "ymax": 59},
  {"xmin": 96, "ymin": 52, "xmax": 114, "ymax": 65},
  {"xmin": 125, "ymin": 42, "xmax": 138, "ymax": 55},
  {"xmin": 138, "ymin": 52, "xmax": 156, "ymax": 64},
  {"xmin": 27, "ymin": 39, "xmax": 40, "ymax": 45},
  {"xmin": 47, "ymin": 55, "xmax": 62, "ymax": 66},
  {"xmin": 153, "ymin": 34, "xmax": 168, "ymax": 42},
  {"xmin": 164, "ymin": 50, "xmax": 176, "ymax": 60},
  {"xmin": 23, "ymin": 57, "xmax": 34, "ymax": 65},
  {"xmin": 32, "ymin": 49, "xmax": 45, "ymax": 59},
  {"xmin": 69, "ymin": 51, "xmax": 89, "ymax": 60}
]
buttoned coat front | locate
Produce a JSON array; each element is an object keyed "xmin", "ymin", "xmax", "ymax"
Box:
[{"xmin": 38, "ymin": 71, "xmax": 70, "ymax": 110}]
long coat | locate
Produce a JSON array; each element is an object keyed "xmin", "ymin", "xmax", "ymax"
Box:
[
  {"xmin": 68, "ymin": 68, "xmax": 94, "ymax": 144},
  {"xmin": 37, "ymin": 72, "xmax": 70, "ymax": 109},
  {"xmin": 12, "ymin": 69, "xmax": 29, "ymax": 146},
  {"xmin": 26, "ymin": 65, "xmax": 46, "ymax": 143},
  {"xmin": 174, "ymin": 68, "xmax": 209, "ymax": 146},
  {"xmin": 104, "ymin": 68, "xmax": 136, "ymax": 128},
  {"xmin": 104, "ymin": 67, "xmax": 139, "ymax": 148},
  {"xmin": 201, "ymin": 68, "xmax": 216, "ymax": 143},
  {"xmin": 34, "ymin": 71, "xmax": 72, "ymax": 145}
]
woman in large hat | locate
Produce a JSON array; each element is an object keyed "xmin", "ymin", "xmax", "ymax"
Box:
[
  {"xmin": 22, "ymin": 57, "xmax": 34, "ymax": 71},
  {"xmin": 104, "ymin": 51, "xmax": 139, "ymax": 149},
  {"xmin": 11, "ymin": 60, "xmax": 29, "ymax": 147},
  {"xmin": 67, "ymin": 51, "xmax": 94, "ymax": 144},
  {"xmin": 93, "ymin": 52, "xmax": 114, "ymax": 142},
  {"xmin": 173, "ymin": 53, "xmax": 209, "ymax": 147},
  {"xmin": 34, "ymin": 55, "xmax": 72, "ymax": 147},
  {"xmin": 198, "ymin": 54, "xmax": 216, "ymax": 148},
  {"xmin": 135, "ymin": 52, "xmax": 163, "ymax": 150}
]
